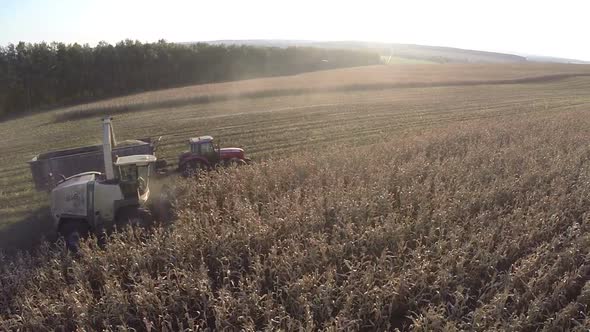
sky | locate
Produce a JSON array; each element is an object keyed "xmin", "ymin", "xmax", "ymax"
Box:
[{"xmin": 0, "ymin": 0, "xmax": 589, "ymax": 60}]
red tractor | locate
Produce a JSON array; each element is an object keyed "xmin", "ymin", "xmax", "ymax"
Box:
[{"xmin": 178, "ymin": 136, "xmax": 251, "ymax": 176}]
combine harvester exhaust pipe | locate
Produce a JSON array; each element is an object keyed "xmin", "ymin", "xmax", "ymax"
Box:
[{"xmin": 102, "ymin": 117, "xmax": 116, "ymax": 180}]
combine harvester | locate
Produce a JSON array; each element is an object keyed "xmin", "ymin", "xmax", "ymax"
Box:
[
  {"xmin": 29, "ymin": 118, "xmax": 161, "ymax": 252},
  {"xmin": 28, "ymin": 118, "xmax": 252, "ymax": 251}
]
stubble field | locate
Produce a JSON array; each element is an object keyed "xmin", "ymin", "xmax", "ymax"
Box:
[{"xmin": 2, "ymin": 63, "xmax": 590, "ymax": 330}]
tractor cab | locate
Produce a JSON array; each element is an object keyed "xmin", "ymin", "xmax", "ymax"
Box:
[
  {"xmin": 115, "ymin": 154, "xmax": 157, "ymax": 200},
  {"xmin": 178, "ymin": 135, "xmax": 250, "ymax": 176},
  {"xmin": 189, "ymin": 136, "xmax": 220, "ymax": 163}
]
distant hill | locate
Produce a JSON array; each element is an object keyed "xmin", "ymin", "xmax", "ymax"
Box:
[
  {"xmin": 525, "ymin": 55, "xmax": 590, "ymax": 64},
  {"xmin": 204, "ymin": 40, "xmax": 588, "ymax": 65},
  {"xmin": 205, "ymin": 40, "xmax": 526, "ymax": 64}
]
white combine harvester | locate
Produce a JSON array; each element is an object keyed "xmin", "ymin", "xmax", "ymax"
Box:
[{"xmin": 49, "ymin": 118, "xmax": 157, "ymax": 252}]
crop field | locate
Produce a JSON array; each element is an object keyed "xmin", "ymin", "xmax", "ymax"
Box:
[
  {"xmin": 55, "ymin": 63, "xmax": 590, "ymax": 121},
  {"xmin": 2, "ymin": 63, "xmax": 590, "ymax": 329},
  {"xmin": 1, "ymin": 64, "xmax": 590, "ymax": 247}
]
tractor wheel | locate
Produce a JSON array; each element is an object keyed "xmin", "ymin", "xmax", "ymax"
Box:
[
  {"xmin": 59, "ymin": 219, "xmax": 88, "ymax": 254},
  {"xmin": 182, "ymin": 160, "xmax": 207, "ymax": 177},
  {"xmin": 181, "ymin": 164, "xmax": 190, "ymax": 177},
  {"xmin": 227, "ymin": 158, "xmax": 247, "ymax": 167}
]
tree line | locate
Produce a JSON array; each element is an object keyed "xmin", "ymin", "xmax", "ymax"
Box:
[{"xmin": 0, "ymin": 40, "xmax": 380, "ymax": 117}]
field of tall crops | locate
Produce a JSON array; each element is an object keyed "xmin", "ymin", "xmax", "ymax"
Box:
[
  {"xmin": 3, "ymin": 111, "xmax": 590, "ymax": 330},
  {"xmin": 2, "ymin": 63, "xmax": 590, "ymax": 329},
  {"xmin": 2, "ymin": 64, "xmax": 590, "ymax": 241}
]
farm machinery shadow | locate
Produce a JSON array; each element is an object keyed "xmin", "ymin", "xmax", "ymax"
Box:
[
  {"xmin": 0, "ymin": 194, "xmax": 176, "ymax": 257},
  {"xmin": 0, "ymin": 206, "xmax": 56, "ymax": 256}
]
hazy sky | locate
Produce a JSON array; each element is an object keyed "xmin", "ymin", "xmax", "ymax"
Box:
[{"xmin": 1, "ymin": 0, "xmax": 589, "ymax": 60}]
